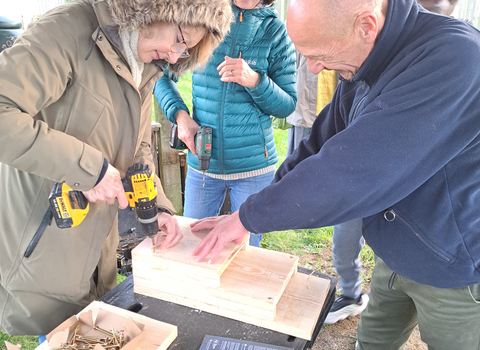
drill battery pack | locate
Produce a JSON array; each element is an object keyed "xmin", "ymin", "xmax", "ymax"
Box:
[
  {"xmin": 169, "ymin": 123, "xmax": 187, "ymax": 150},
  {"xmin": 49, "ymin": 182, "xmax": 89, "ymax": 229}
]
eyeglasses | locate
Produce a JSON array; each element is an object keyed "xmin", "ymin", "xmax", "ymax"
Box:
[{"xmin": 171, "ymin": 22, "xmax": 190, "ymax": 58}]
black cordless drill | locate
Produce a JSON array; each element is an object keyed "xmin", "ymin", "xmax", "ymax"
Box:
[{"xmin": 170, "ymin": 124, "xmax": 212, "ymax": 175}]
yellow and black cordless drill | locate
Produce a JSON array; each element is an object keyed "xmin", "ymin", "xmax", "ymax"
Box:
[
  {"xmin": 121, "ymin": 163, "xmax": 159, "ymax": 245},
  {"xmin": 49, "ymin": 163, "xmax": 159, "ymax": 245}
]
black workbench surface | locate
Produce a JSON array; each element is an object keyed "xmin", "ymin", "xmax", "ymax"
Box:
[{"xmin": 100, "ymin": 269, "xmax": 336, "ymax": 350}]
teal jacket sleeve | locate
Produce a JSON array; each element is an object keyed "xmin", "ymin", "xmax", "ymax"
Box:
[
  {"xmin": 153, "ymin": 70, "xmax": 190, "ymax": 123},
  {"xmin": 245, "ymin": 25, "xmax": 297, "ymax": 119}
]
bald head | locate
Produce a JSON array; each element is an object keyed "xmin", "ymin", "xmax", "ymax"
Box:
[
  {"xmin": 287, "ymin": 0, "xmax": 385, "ymax": 43},
  {"xmin": 286, "ymin": 0, "xmax": 387, "ymax": 79}
]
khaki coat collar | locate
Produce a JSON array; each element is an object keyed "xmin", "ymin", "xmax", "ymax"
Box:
[{"xmin": 90, "ymin": 0, "xmax": 166, "ymax": 89}]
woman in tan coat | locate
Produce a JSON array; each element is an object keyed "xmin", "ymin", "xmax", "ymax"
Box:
[{"xmin": 0, "ymin": 0, "xmax": 232, "ymax": 336}]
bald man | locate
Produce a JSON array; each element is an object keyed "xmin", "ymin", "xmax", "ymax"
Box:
[{"xmin": 191, "ymin": 0, "xmax": 480, "ymax": 348}]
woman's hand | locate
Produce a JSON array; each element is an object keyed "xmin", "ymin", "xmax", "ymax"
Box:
[
  {"xmin": 155, "ymin": 212, "xmax": 184, "ymax": 249},
  {"xmin": 176, "ymin": 110, "xmax": 199, "ymax": 155},
  {"xmin": 82, "ymin": 164, "xmax": 129, "ymax": 209},
  {"xmin": 218, "ymin": 56, "xmax": 260, "ymax": 89}
]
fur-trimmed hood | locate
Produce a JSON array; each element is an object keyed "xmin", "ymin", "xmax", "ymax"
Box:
[{"xmin": 107, "ymin": 0, "xmax": 233, "ymax": 75}]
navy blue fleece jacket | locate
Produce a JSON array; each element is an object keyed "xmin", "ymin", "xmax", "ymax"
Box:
[{"xmin": 240, "ymin": 0, "xmax": 480, "ymax": 288}]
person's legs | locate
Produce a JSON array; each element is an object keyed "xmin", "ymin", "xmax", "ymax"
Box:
[
  {"xmin": 286, "ymin": 126, "xmax": 296, "ymax": 157},
  {"xmin": 333, "ymin": 219, "xmax": 365, "ymax": 298},
  {"xmin": 286, "ymin": 126, "xmax": 312, "ymax": 157},
  {"xmin": 228, "ymin": 171, "xmax": 275, "ymax": 247},
  {"xmin": 325, "ymin": 218, "xmax": 368, "ymax": 324},
  {"xmin": 356, "ymin": 258, "xmax": 417, "ymax": 350},
  {"xmin": 358, "ymin": 258, "xmax": 480, "ymax": 350},
  {"xmin": 410, "ymin": 279, "xmax": 480, "ymax": 349},
  {"xmin": 183, "ymin": 169, "xmax": 227, "ymax": 219}
]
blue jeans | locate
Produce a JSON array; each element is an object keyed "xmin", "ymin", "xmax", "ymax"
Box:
[
  {"xmin": 38, "ymin": 335, "xmax": 47, "ymax": 344},
  {"xmin": 332, "ymin": 218, "xmax": 365, "ymax": 298},
  {"xmin": 183, "ymin": 169, "xmax": 275, "ymax": 247}
]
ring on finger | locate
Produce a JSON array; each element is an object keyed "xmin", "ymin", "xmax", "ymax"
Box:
[{"xmin": 229, "ymin": 70, "xmax": 233, "ymax": 76}]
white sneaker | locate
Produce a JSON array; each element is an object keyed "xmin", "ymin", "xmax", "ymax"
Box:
[{"xmin": 324, "ymin": 293, "xmax": 369, "ymax": 324}]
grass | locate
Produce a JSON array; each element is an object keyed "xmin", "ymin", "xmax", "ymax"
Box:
[
  {"xmin": 273, "ymin": 128, "xmax": 288, "ymax": 167},
  {"xmin": 117, "ymin": 273, "xmax": 128, "ymax": 285},
  {"xmin": 0, "ymin": 334, "xmax": 38, "ymax": 350},
  {"xmin": 175, "ymin": 71, "xmax": 193, "ymax": 112},
  {"xmin": 262, "ymin": 227, "xmax": 334, "ymax": 255},
  {"xmin": 152, "ymin": 71, "xmax": 193, "ymax": 121}
]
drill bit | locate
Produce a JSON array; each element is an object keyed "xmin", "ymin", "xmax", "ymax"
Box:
[
  {"xmin": 151, "ymin": 236, "xmax": 156, "ymax": 253},
  {"xmin": 202, "ymin": 171, "xmax": 206, "ymax": 187}
]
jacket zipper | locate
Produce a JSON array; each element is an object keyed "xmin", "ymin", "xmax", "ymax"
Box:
[
  {"xmin": 219, "ymin": 10, "xmax": 244, "ymax": 174},
  {"xmin": 385, "ymin": 208, "xmax": 451, "ymax": 263}
]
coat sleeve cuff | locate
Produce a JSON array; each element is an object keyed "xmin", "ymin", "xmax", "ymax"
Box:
[
  {"xmin": 246, "ymin": 71, "xmax": 268, "ymax": 96},
  {"xmin": 94, "ymin": 158, "xmax": 109, "ymax": 186},
  {"xmin": 239, "ymin": 202, "xmax": 258, "ymax": 234},
  {"xmin": 67, "ymin": 143, "xmax": 104, "ymax": 191}
]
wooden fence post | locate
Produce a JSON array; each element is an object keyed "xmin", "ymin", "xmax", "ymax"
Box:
[{"xmin": 154, "ymin": 99, "xmax": 183, "ymax": 215}]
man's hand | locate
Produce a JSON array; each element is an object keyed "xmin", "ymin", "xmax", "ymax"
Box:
[
  {"xmin": 176, "ymin": 110, "xmax": 199, "ymax": 155},
  {"xmin": 82, "ymin": 164, "xmax": 128, "ymax": 209},
  {"xmin": 191, "ymin": 210, "xmax": 249, "ymax": 264},
  {"xmin": 218, "ymin": 56, "xmax": 260, "ymax": 89},
  {"xmin": 155, "ymin": 212, "xmax": 184, "ymax": 249}
]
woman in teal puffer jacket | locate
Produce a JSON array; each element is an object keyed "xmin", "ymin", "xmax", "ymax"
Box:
[{"xmin": 154, "ymin": 0, "xmax": 296, "ymax": 247}]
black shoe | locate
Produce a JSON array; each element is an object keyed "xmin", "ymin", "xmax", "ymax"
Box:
[{"xmin": 324, "ymin": 293, "xmax": 369, "ymax": 324}]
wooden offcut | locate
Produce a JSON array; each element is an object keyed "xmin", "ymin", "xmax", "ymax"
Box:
[{"xmin": 81, "ymin": 301, "xmax": 177, "ymax": 350}]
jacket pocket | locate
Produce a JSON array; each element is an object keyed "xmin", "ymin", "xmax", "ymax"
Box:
[
  {"xmin": 467, "ymin": 283, "xmax": 480, "ymax": 303},
  {"xmin": 255, "ymin": 116, "xmax": 268, "ymax": 157},
  {"xmin": 9, "ymin": 205, "xmax": 113, "ymax": 299},
  {"xmin": 383, "ymin": 207, "xmax": 452, "ymax": 263},
  {"xmin": 24, "ymin": 208, "xmax": 53, "ymax": 258}
]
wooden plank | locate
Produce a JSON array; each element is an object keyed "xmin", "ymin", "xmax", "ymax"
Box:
[
  {"xmin": 134, "ymin": 270, "xmax": 330, "ymax": 340},
  {"xmin": 134, "ymin": 275, "xmax": 276, "ymax": 320},
  {"xmin": 133, "ymin": 247, "xmax": 298, "ymax": 320},
  {"xmin": 81, "ymin": 301, "xmax": 177, "ymax": 350},
  {"xmin": 215, "ymin": 247, "xmax": 298, "ymax": 309},
  {"xmin": 132, "ymin": 216, "xmax": 248, "ymax": 286}
]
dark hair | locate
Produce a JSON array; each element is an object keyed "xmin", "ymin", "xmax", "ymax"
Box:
[{"xmin": 264, "ymin": 0, "xmax": 275, "ymax": 5}]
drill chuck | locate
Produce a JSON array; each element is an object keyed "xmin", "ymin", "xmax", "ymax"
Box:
[
  {"xmin": 134, "ymin": 198, "xmax": 158, "ymax": 238},
  {"xmin": 198, "ymin": 155, "xmax": 210, "ymax": 172}
]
